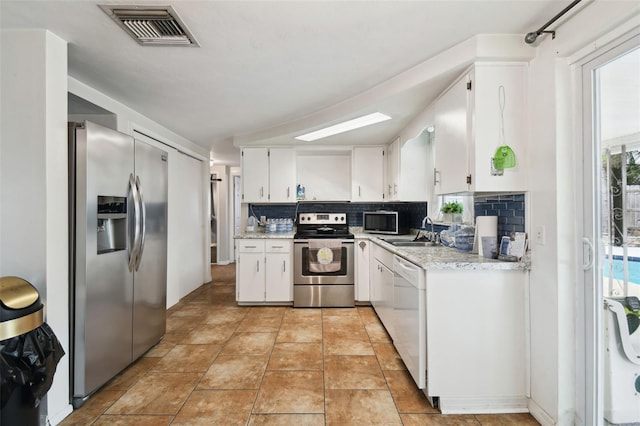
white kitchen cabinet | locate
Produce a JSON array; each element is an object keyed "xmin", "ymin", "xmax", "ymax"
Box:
[
  {"xmin": 387, "ymin": 132, "xmax": 433, "ymax": 201},
  {"xmin": 386, "ymin": 138, "xmax": 400, "ymax": 200},
  {"xmin": 237, "ymin": 240, "xmax": 266, "ymax": 302},
  {"xmin": 236, "ymin": 239, "xmax": 292, "ymax": 304},
  {"xmin": 352, "ymin": 146, "xmax": 385, "ymax": 202},
  {"xmin": 241, "ymin": 147, "xmax": 296, "ymax": 203},
  {"xmin": 264, "ymin": 240, "xmax": 293, "ymax": 301},
  {"xmin": 370, "ymin": 243, "xmax": 395, "ymax": 339},
  {"xmin": 355, "ymin": 239, "xmax": 370, "ymax": 302},
  {"xmin": 241, "ymin": 148, "xmax": 269, "ymax": 203},
  {"xmin": 269, "ymin": 148, "xmax": 296, "ymax": 203},
  {"xmin": 434, "ymin": 62, "xmax": 528, "ymax": 194},
  {"xmin": 425, "ymin": 269, "xmax": 527, "ymax": 413}
]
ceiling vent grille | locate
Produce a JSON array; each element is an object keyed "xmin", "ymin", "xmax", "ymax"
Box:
[{"xmin": 100, "ymin": 5, "xmax": 199, "ymax": 46}]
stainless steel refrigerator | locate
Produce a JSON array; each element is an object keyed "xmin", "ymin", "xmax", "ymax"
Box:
[{"xmin": 68, "ymin": 121, "xmax": 168, "ymax": 407}]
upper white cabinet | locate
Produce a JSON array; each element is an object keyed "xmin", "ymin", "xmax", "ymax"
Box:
[
  {"xmin": 269, "ymin": 148, "xmax": 296, "ymax": 202},
  {"xmin": 352, "ymin": 146, "xmax": 385, "ymax": 202},
  {"xmin": 241, "ymin": 147, "xmax": 296, "ymax": 203},
  {"xmin": 387, "ymin": 131, "xmax": 433, "ymax": 202},
  {"xmin": 241, "ymin": 147, "xmax": 269, "ymax": 203},
  {"xmin": 385, "ymin": 138, "xmax": 400, "ymax": 200},
  {"xmin": 434, "ymin": 63, "xmax": 528, "ymax": 194}
]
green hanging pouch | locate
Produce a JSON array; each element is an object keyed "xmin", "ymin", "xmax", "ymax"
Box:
[
  {"xmin": 493, "ymin": 145, "xmax": 516, "ymax": 170},
  {"xmin": 492, "ymin": 86, "xmax": 517, "ymax": 172}
]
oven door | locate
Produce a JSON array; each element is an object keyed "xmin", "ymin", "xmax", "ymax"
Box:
[{"xmin": 294, "ymin": 240, "xmax": 354, "ymax": 285}]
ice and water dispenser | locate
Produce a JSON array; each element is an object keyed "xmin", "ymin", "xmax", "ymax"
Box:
[{"xmin": 97, "ymin": 196, "xmax": 127, "ymax": 254}]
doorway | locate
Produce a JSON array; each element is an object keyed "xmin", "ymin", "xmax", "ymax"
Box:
[
  {"xmin": 210, "ymin": 173, "xmax": 220, "ymax": 264},
  {"xmin": 581, "ymin": 36, "xmax": 640, "ymax": 425}
]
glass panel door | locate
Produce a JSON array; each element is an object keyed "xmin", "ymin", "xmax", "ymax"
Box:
[{"xmin": 583, "ymin": 41, "xmax": 640, "ymax": 425}]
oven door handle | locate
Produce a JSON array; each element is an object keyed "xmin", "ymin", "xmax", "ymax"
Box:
[{"xmin": 294, "ymin": 239, "xmax": 354, "ymax": 244}]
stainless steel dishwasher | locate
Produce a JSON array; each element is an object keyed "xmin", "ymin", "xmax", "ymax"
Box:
[{"xmin": 393, "ymin": 255, "xmax": 426, "ymax": 389}]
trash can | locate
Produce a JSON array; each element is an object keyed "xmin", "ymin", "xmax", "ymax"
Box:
[{"xmin": 0, "ymin": 276, "xmax": 65, "ymax": 426}]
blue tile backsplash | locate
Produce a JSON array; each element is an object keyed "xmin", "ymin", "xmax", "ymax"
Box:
[
  {"xmin": 474, "ymin": 193, "xmax": 525, "ymax": 238},
  {"xmin": 248, "ymin": 193, "xmax": 526, "ymax": 238},
  {"xmin": 249, "ymin": 202, "xmax": 428, "ymax": 229}
]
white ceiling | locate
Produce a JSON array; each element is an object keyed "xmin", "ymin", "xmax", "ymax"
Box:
[{"xmin": 1, "ymin": 1, "xmax": 573, "ymax": 165}]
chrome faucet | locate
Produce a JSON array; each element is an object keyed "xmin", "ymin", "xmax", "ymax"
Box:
[
  {"xmin": 416, "ymin": 216, "xmax": 436, "ymax": 242},
  {"xmin": 421, "ymin": 216, "xmax": 433, "ymax": 233}
]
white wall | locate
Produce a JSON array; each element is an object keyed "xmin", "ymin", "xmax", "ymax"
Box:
[
  {"xmin": 0, "ymin": 30, "xmax": 72, "ymax": 424},
  {"xmin": 1, "ymin": 28, "xmax": 212, "ymax": 424},
  {"xmin": 526, "ymin": 3, "xmax": 640, "ymax": 425}
]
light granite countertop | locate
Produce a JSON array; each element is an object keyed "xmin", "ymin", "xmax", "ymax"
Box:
[
  {"xmin": 236, "ymin": 229, "xmax": 530, "ymax": 271},
  {"xmin": 367, "ymin": 236, "xmax": 531, "ymax": 271},
  {"xmin": 235, "ymin": 230, "xmax": 295, "ymax": 239}
]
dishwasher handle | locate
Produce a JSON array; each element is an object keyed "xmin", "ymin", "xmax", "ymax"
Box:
[{"xmin": 393, "ymin": 256, "xmax": 421, "ymax": 287}]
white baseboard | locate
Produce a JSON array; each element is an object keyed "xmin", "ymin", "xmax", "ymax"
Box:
[
  {"xmin": 213, "ymin": 260, "xmax": 231, "ymax": 266},
  {"xmin": 47, "ymin": 404, "xmax": 73, "ymax": 425},
  {"xmin": 528, "ymin": 399, "xmax": 556, "ymax": 426},
  {"xmin": 438, "ymin": 395, "xmax": 529, "ymax": 415}
]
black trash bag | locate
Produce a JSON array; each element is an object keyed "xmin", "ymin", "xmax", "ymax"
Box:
[{"xmin": 0, "ymin": 323, "xmax": 65, "ymax": 409}]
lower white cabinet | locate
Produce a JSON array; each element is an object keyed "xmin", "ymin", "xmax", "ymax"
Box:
[
  {"xmin": 236, "ymin": 239, "xmax": 292, "ymax": 304},
  {"xmin": 370, "ymin": 243, "xmax": 395, "ymax": 338},
  {"xmin": 368, "ymin": 239, "xmax": 528, "ymax": 414},
  {"xmin": 425, "ymin": 269, "xmax": 527, "ymax": 413},
  {"xmin": 355, "ymin": 239, "xmax": 370, "ymax": 302}
]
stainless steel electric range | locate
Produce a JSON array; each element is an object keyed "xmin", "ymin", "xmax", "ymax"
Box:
[{"xmin": 293, "ymin": 213, "xmax": 354, "ymax": 308}]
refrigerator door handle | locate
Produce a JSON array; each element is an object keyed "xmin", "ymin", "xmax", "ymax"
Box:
[
  {"xmin": 134, "ymin": 176, "xmax": 147, "ymax": 271},
  {"xmin": 128, "ymin": 173, "xmax": 141, "ymax": 272}
]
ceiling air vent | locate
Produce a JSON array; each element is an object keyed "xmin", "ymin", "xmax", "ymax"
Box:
[{"xmin": 100, "ymin": 5, "xmax": 199, "ymax": 46}]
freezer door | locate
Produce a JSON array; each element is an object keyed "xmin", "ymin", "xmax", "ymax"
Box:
[
  {"xmin": 72, "ymin": 121, "xmax": 135, "ymax": 399},
  {"xmin": 132, "ymin": 139, "xmax": 168, "ymax": 359}
]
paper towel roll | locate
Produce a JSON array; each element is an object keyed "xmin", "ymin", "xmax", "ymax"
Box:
[{"xmin": 475, "ymin": 216, "xmax": 498, "ymax": 257}]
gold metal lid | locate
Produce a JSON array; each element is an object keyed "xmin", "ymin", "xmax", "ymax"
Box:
[
  {"xmin": 0, "ymin": 276, "xmax": 39, "ymax": 309},
  {"xmin": 0, "ymin": 308, "xmax": 43, "ymax": 341}
]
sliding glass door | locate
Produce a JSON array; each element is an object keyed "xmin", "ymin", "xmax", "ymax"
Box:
[{"xmin": 581, "ymin": 36, "xmax": 640, "ymax": 425}]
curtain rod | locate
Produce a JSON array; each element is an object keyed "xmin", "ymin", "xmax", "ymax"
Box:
[{"xmin": 525, "ymin": 0, "xmax": 583, "ymax": 44}]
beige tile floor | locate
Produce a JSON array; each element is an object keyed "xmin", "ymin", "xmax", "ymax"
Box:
[{"xmin": 60, "ymin": 264, "xmax": 540, "ymax": 426}]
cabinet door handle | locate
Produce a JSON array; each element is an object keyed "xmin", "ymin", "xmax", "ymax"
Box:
[
  {"xmin": 359, "ymin": 241, "xmax": 366, "ymax": 249},
  {"xmin": 388, "ymin": 184, "xmax": 392, "ymax": 195},
  {"xmin": 271, "ymin": 245, "xmax": 283, "ymax": 249},
  {"xmin": 256, "ymin": 260, "xmax": 260, "ymax": 272},
  {"xmin": 393, "ymin": 184, "xmax": 398, "ymax": 194},
  {"xmin": 283, "ymin": 260, "xmax": 286, "ymax": 272},
  {"xmin": 287, "ymin": 187, "xmax": 290, "ymax": 198},
  {"xmin": 358, "ymin": 185, "xmax": 361, "ymax": 197},
  {"xmin": 245, "ymin": 245, "xmax": 256, "ymax": 249},
  {"xmin": 260, "ymin": 187, "xmax": 264, "ymax": 197},
  {"xmin": 434, "ymin": 168, "xmax": 440, "ymax": 185}
]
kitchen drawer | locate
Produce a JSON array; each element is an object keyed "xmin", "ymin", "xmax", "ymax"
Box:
[
  {"xmin": 372, "ymin": 242, "xmax": 394, "ymax": 270},
  {"xmin": 265, "ymin": 240, "xmax": 291, "ymax": 253},
  {"xmin": 238, "ymin": 240, "xmax": 265, "ymax": 253}
]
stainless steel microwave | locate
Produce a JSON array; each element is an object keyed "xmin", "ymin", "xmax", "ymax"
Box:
[{"xmin": 362, "ymin": 211, "xmax": 409, "ymax": 235}]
